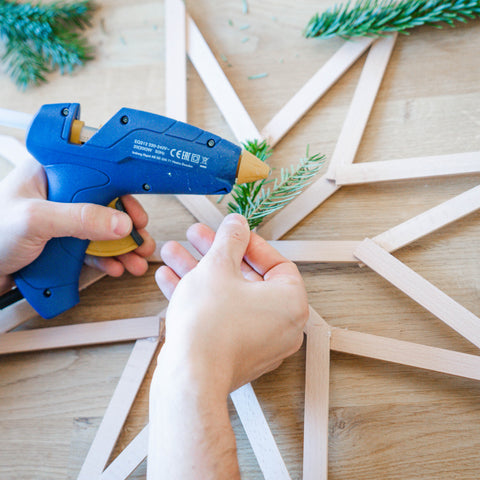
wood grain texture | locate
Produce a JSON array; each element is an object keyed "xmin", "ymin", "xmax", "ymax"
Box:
[
  {"xmin": 325, "ymin": 34, "xmax": 398, "ymax": 179},
  {"xmin": 230, "ymin": 383, "xmax": 291, "ymax": 480},
  {"xmin": 77, "ymin": 336, "xmax": 161, "ymax": 479},
  {"xmin": 335, "ymin": 151, "xmax": 480, "ymax": 185},
  {"xmin": 258, "ymin": 35, "xmax": 396, "ymax": 240},
  {"xmin": 373, "ymin": 184, "xmax": 480, "ymax": 253},
  {"xmin": 101, "ymin": 425, "xmax": 148, "ymax": 480},
  {"xmin": 261, "ymin": 37, "xmax": 373, "ymax": 147},
  {"xmin": 0, "ymin": 316, "xmax": 162, "ymax": 355},
  {"xmin": 186, "ymin": 13, "xmax": 260, "ymax": 143},
  {"xmin": 165, "ymin": 0, "xmax": 225, "ymax": 230},
  {"xmin": 331, "ymin": 327, "xmax": 480, "ymax": 381},
  {"xmin": 355, "ymin": 239, "xmax": 480, "ymax": 350},
  {"xmin": 303, "ymin": 321, "xmax": 330, "ymax": 480},
  {"xmin": 1, "ymin": 1, "xmax": 480, "ymax": 479}
]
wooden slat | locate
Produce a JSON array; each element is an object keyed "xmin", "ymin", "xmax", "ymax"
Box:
[
  {"xmin": 258, "ymin": 36, "xmax": 395, "ymax": 240},
  {"xmin": 150, "ymin": 240, "xmax": 360, "ymax": 264},
  {"xmin": 164, "ymin": 0, "xmax": 225, "ymax": 229},
  {"xmin": 261, "ymin": 37, "xmax": 374, "ymax": 147},
  {"xmin": 355, "ymin": 239, "xmax": 480, "ymax": 350},
  {"xmin": 186, "ymin": 14, "xmax": 260, "ymax": 143},
  {"xmin": 335, "ymin": 151, "xmax": 480, "ymax": 185},
  {"xmin": 77, "ymin": 333, "xmax": 162, "ymax": 480},
  {"xmin": 303, "ymin": 321, "xmax": 330, "ymax": 480},
  {"xmin": 101, "ymin": 426, "xmax": 149, "ymax": 480},
  {"xmin": 230, "ymin": 383, "xmax": 291, "ymax": 480},
  {"xmin": 373, "ymin": 184, "xmax": 480, "ymax": 253},
  {"xmin": 325, "ymin": 34, "xmax": 397, "ymax": 179},
  {"xmin": 331, "ymin": 327, "xmax": 480, "ymax": 381},
  {"xmin": 0, "ymin": 316, "xmax": 162, "ymax": 355}
]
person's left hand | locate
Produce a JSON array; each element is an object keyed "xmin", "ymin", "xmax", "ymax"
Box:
[{"xmin": 0, "ymin": 157, "xmax": 156, "ymax": 294}]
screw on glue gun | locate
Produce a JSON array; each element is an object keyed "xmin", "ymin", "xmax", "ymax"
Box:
[{"xmin": 6, "ymin": 103, "xmax": 269, "ymax": 319}]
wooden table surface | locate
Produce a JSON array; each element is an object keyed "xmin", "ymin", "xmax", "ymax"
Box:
[{"xmin": 1, "ymin": 1, "xmax": 480, "ymax": 479}]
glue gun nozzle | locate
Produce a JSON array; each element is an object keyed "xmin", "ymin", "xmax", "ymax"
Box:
[{"xmin": 236, "ymin": 150, "xmax": 270, "ymax": 184}]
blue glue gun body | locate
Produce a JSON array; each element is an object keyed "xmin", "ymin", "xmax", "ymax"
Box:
[{"xmin": 14, "ymin": 103, "xmax": 241, "ymax": 318}]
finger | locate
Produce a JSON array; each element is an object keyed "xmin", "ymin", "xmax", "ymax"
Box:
[
  {"xmin": 32, "ymin": 200, "xmax": 132, "ymax": 241},
  {"xmin": 204, "ymin": 214, "xmax": 250, "ymax": 271},
  {"xmin": 187, "ymin": 222, "xmax": 262, "ymax": 281},
  {"xmin": 161, "ymin": 240, "xmax": 198, "ymax": 278},
  {"xmin": 84, "ymin": 255, "xmax": 125, "ymax": 277},
  {"xmin": 120, "ymin": 195, "xmax": 149, "ymax": 229},
  {"xmin": 263, "ymin": 261, "xmax": 303, "ymax": 283},
  {"xmin": 155, "ymin": 265, "xmax": 180, "ymax": 300},
  {"xmin": 116, "ymin": 252, "xmax": 149, "ymax": 276},
  {"xmin": 133, "ymin": 229, "xmax": 156, "ymax": 258},
  {"xmin": 244, "ymin": 232, "xmax": 294, "ymax": 277}
]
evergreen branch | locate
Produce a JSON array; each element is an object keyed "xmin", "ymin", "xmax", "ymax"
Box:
[
  {"xmin": 228, "ymin": 141, "xmax": 325, "ymax": 229},
  {"xmin": 0, "ymin": 0, "xmax": 95, "ymax": 88},
  {"xmin": 304, "ymin": 0, "xmax": 480, "ymax": 39}
]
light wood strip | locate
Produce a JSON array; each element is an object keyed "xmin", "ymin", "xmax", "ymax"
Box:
[
  {"xmin": 186, "ymin": 14, "xmax": 260, "ymax": 143},
  {"xmin": 326, "ymin": 34, "xmax": 397, "ymax": 179},
  {"xmin": 303, "ymin": 321, "xmax": 330, "ymax": 480},
  {"xmin": 355, "ymin": 239, "xmax": 480, "ymax": 350},
  {"xmin": 258, "ymin": 37, "xmax": 395, "ymax": 240},
  {"xmin": 150, "ymin": 240, "xmax": 361, "ymax": 264},
  {"xmin": 101, "ymin": 425, "xmax": 149, "ymax": 480},
  {"xmin": 331, "ymin": 327, "xmax": 480, "ymax": 381},
  {"xmin": 230, "ymin": 383, "xmax": 291, "ymax": 480},
  {"xmin": 77, "ymin": 334, "xmax": 162, "ymax": 479},
  {"xmin": 0, "ymin": 316, "xmax": 162, "ymax": 356},
  {"xmin": 373, "ymin": 184, "xmax": 480, "ymax": 252},
  {"xmin": 261, "ymin": 37, "xmax": 374, "ymax": 147},
  {"xmin": 335, "ymin": 151, "xmax": 480, "ymax": 185}
]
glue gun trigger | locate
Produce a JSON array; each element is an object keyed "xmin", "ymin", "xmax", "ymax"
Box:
[{"xmin": 85, "ymin": 198, "xmax": 144, "ymax": 257}]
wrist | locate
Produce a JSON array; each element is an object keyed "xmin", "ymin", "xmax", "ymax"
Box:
[{"xmin": 154, "ymin": 343, "xmax": 232, "ymax": 402}]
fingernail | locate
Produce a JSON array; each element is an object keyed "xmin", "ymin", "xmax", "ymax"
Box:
[
  {"xmin": 112, "ymin": 213, "xmax": 131, "ymax": 236},
  {"xmin": 224, "ymin": 213, "xmax": 246, "ymax": 226}
]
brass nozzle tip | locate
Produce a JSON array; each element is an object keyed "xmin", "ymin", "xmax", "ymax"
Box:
[{"xmin": 236, "ymin": 150, "xmax": 270, "ymax": 184}]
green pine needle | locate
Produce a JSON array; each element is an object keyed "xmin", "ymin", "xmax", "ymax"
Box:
[
  {"xmin": 304, "ymin": 0, "xmax": 480, "ymax": 39},
  {"xmin": 227, "ymin": 140, "xmax": 325, "ymax": 230},
  {"xmin": 0, "ymin": 0, "xmax": 95, "ymax": 89}
]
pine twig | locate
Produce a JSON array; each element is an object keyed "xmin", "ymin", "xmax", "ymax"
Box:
[
  {"xmin": 228, "ymin": 140, "xmax": 325, "ymax": 230},
  {"xmin": 0, "ymin": 0, "xmax": 95, "ymax": 89},
  {"xmin": 304, "ymin": 0, "xmax": 480, "ymax": 39}
]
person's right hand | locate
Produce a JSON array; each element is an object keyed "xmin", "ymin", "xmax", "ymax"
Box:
[
  {"xmin": 155, "ymin": 213, "xmax": 309, "ymax": 397},
  {"xmin": 0, "ymin": 157, "xmax": 155, "ymax": 294}
]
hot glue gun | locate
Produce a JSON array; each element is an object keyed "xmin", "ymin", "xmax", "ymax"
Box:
[{"xmin": 0, "ymin": 103, "xmax": 269, "ymax": 319}]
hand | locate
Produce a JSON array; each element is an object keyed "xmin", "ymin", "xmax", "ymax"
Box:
[
  {"xmin": 0, "ymin": 157, "xmax": 155, "ymax": 294},
  {"xmin": 155, "ymin": 213, "xmax": 309, "ymax": 396}
]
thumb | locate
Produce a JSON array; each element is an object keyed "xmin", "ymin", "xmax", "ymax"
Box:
[
  {"xmin": 205, "ymin": 214, "xmax": 250, "ymax": 271},
  {"xmin": 32, "ymin": 200, "xmax": 132, "ymax": 241}
]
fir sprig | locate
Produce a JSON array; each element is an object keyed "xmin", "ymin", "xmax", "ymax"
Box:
[
  {"xmin": 0, "ymin": 0, "xmax": 95, "ymax": 89},
  {"xmin": 304, "ymin": 0, "xmax": 480, "ymax": 39},
  {"xmin": 228, "ymin": 140, "xmax": 325, "ymax": 229}
]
